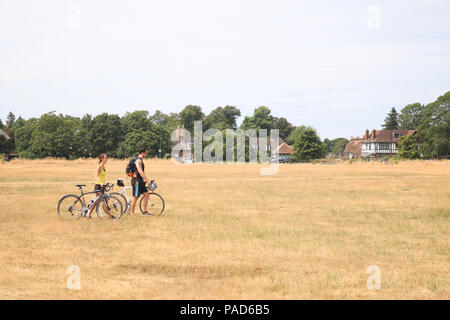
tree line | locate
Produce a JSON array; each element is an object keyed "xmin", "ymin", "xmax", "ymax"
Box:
[
  {"xmin": 0, "ymin": 91, "xmax": 448, "ymax": 161},
  {"xmin": 0, "ymin": 105, "xmax": 333, "ymax": 161},
  {"xmin": 382, "ymin": 91, "xmax": 449, "ymax": 159}
]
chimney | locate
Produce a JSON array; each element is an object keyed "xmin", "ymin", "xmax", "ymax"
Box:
[
  {"xmin": 365, "ymin": 129, "xmax": 369, "ymax": 140},
  {"xmin": 372, "ymin": 129, "xmax": 376, "ymax": 139}
]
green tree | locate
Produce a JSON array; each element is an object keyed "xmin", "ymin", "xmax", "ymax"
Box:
[
  {"xmin": 204, "ymin": 106, "xmax": 241, "ymax": 131},
  {"xmin": 331, "ymin": 138, "xmax": 349, "ymax": 154},
  {"xmin": 399, "ymin": 103, "xmax": 424, "ymax": 130},
  {"xmin": 286, "ymin": 125, "xmax": 306, "ymax": 145},
  {"xmin": 179, "ymin": 105, "xmax": 204, "ymax": 134},
  {"xmin": 323, "ymin": 137, "xmax": 349, "ymax": 154},
  {"xmin": 6, "ymin": 112, "xmax": 16, "ymax": 128},
  {"xmin": 14, "ymin": 118, "xmax": 37, "ymax": 156},
  {"xmin": 89, "ymin": 113, "xmax": 122, "ymax": 157},
  {"xmin": 78, "ymin": 114, "xmax": 94, "ymax": 157},
  {"xmin": 241, "ymin": 106, "xmax": 276, "ymax": 131},
  {"xmin": 382, "ymin": 107, "xmax": 399, "ymax": 130},
  {"xmin": 117, "ymin": 130, "xmax": 159, "ymax": 159},
  {"xmin": 150, "ymin": 110, "xmax": 181, "ymax": 134},
  {"xmin": 397, "ymin": 134, "xmax": 419, "ymax": 159},
  {"xmin": 292, "ymin": 127, "xmax": 325, "ymax": 161},
  {"xmin": 417, "ymin": 91, "xmax": 450, "ymax": 158},
  {"xmin": 28, "ymin": 112, "xmax": 82, "ymax": 159},
  {"xmin": 275, "ymin": 117, "xmax": 294, "ymax": 141}
]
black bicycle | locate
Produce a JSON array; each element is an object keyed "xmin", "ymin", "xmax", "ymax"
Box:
[{"xmin": 57, "ymin": 183, "xmax": 123, "ymax": 221}]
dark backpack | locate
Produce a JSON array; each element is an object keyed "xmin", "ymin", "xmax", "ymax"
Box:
[{"xmin": 125, "ymin": 157, "xmax": 138, "ymax": 177}]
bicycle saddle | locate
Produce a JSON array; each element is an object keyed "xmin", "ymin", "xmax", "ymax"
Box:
[{"xmin": 75, "ymin": 184, "xmax": 86, "ymax": 187}]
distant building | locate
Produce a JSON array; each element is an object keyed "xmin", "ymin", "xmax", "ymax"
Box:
[
  {"xmin": 174, "ymin": 125, "xmax": 193, "ymax": 162},
  {"xmin": 344, "ymin": 138, "xmax": 362, "ymax": 159},
  {"xmin": 277, "ymin": 142, "xmax": 294, "ymax": 162},
  {"xmin": 344, "ymin": 129, "xmax": 417, "ymax": 159},
  {"xmin": 250, "ymin": 138, "xmax": 293, "ymax": 162}
]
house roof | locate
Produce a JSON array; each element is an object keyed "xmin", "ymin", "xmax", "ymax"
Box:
[
  {"xmin": 344, "ymin": 140, "xmax": 362, "ymax": 156},
  {"xmin": 362, "ymin": 129, "xmax": 416, "ymax": 143},
  {"xmin": 277, "ymin": 142, "xmax": 294, "ymax": 155}
]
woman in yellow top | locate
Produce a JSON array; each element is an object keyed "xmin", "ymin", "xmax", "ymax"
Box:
[
  {"xmin": 95, "ymin": 153, "xmax": 108, "ymax": 191},
  {"xmin": 89, "ymin": 154, "xmax": 114, "ymax": 218}
]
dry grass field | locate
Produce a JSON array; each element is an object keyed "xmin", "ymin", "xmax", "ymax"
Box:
[{"xmin": 0, "ymin": 158, "xmax": 448, "ymax": 299}]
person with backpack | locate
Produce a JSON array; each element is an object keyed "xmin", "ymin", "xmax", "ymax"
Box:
[{"xmin": 127, "ymin": 147, "xmax": 152, "ymax": 216}]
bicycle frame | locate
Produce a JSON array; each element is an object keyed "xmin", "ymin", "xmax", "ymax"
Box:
[
  {"xmin": 78, "ymin": 186, "xmax": 112, "ymax": 216},
  {"xmin": 116, "ymin": 178, "xmax": 156, "ymax": 208}
]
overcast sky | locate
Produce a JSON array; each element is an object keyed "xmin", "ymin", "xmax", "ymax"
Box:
[{"xmin": 1, "ymin": 0, "xmax": 449, "ymax": 139}]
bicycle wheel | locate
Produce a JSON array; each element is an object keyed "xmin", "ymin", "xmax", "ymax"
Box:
[
  {"xmin": 96, "ymin": 195, "xmax": 123, "ymax": 221},
  {"xmin": 139, "ymin": 193, "xmax": 165, "ymax": 216},
  {"xmin": 111, "ymin": 192, "xmax": 128, "ymax": 214},
  {"xmin": 57, "ymin": 194, "xmax": 84, "ymax": 220}
]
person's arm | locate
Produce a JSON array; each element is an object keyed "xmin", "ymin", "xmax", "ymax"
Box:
[{"xmin": 136, "ymin": 159, "xmax": 149, "ymax": 184}]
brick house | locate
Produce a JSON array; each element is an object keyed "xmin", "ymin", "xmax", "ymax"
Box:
[
  {"xmin": 277, "ymin": 142, "xmax": 294, "ymax": 162},
  {"xmin": 343, "ymin": 138, "xmax": 362, "ymax": 159},
  {"xmin": 250, "ymin": 138, "xmax": 294, "ymax": 162},
  {"xmin": 358, "ymin": 129, "xmax": 417, "ymax": 158}
]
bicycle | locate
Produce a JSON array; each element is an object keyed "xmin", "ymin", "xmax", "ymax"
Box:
[
  {"xmin": 57, "ymin": 183, "xmax": 123, "ymax": 221},
  {"xmin": 111, "ymin": 178, "xmax": 165, "ymax": 216}
]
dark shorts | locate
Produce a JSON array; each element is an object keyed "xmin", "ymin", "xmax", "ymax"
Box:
[
  {"xmin": 131, "ymin": 178, "xmax": 148, "ymax": 198},
  {"xmin": 94, "ymin": 184, "xmax": 103, "ymax": 192}
]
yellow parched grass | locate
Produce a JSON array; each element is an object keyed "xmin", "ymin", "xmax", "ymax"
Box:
[{"xmin": 0, "ymin": 159, "xmax": 449, "ymax": 299}]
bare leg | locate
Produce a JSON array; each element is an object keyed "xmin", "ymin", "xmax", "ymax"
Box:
[
  {"xmin": 130, "ymin": 197, "xmax": 138, "ymax": 216},
  {"xmin": 88, "ymin": 192, "xmax": 101, "ymax": 218},
  {"xmin": 102, "ymin": 200, "xmax": 113, "ymax": 218},
  {"xmin": 141, "ymin": 192, "xmax": 149, "ymax": 214}
]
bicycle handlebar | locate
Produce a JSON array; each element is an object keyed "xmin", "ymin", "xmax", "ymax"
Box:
[{"xmin": 102, "ymin": 183, "xmax": 114, "ymax": 192}]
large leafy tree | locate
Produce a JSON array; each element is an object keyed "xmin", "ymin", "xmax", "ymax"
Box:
[
  {"xmin": 382, "ymin": 107, "xmax": 399, "ymax": 130},
  {"xmin": 398, "ymin": 135, "xmax": 419, "ymax": 159},
  {"xmin": 286, "ymin": 125, "xmax": 306, "ymax": 145},
  {"xmin": 117, "ymin": 130, "xmax": 160, "ymax": 159},
  {"xmin": 241, "ymin": 106, "xmax": 277, "ymax": 132},
  {"xmin": 275, "ymin": 117, "xmax": 294, "ymax": 141},
  {"xmin": 204, "ymin": 105, "xmax": 241, "ymax": 131},
  {"xmin": 78, "ymin": 114, "xmax": 94, "ymax": 157},
  {"xmin": 331, "ymin": 138, "xmax": 349, "ymax": 154},
  {"xmin": 150, "ymin": 110, "xmax": 181, "ymax": 135},
  {"xmin": 89, "ymin": 113, "xmax": 122, "ymax": 157},
  {"xmin": 27, "ymin": 113, "xmax": 82, "ymax": 158},
  {"xmin": 14, "ymin": 118, "xmax": 37, "ymax": 156},
  {"xmin": 323, "ymin": 137, "xmax": 349, "ymax": 154},
  {"xmin": 121, "ymin": 110, "xmax": 152, "ymax": 134},
  {"xmin": 292, "ymin": 127, "xmax": 325, "ymax": 161},
  {"xmin": 399, "ymin": 103, "xmax": 424, "ymax": 130},
  {"xmin": 179, "ymin": 105, "xmax": 204, "ymax": 134},
  {"xmin": 417, "ymin": 91, "xmax": 450, "ymax": 159}
]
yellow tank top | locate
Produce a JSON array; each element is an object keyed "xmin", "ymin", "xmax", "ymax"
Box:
[{"xmin": 96, "ymin": 166, "xmax": 106, "ymax": 185}]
